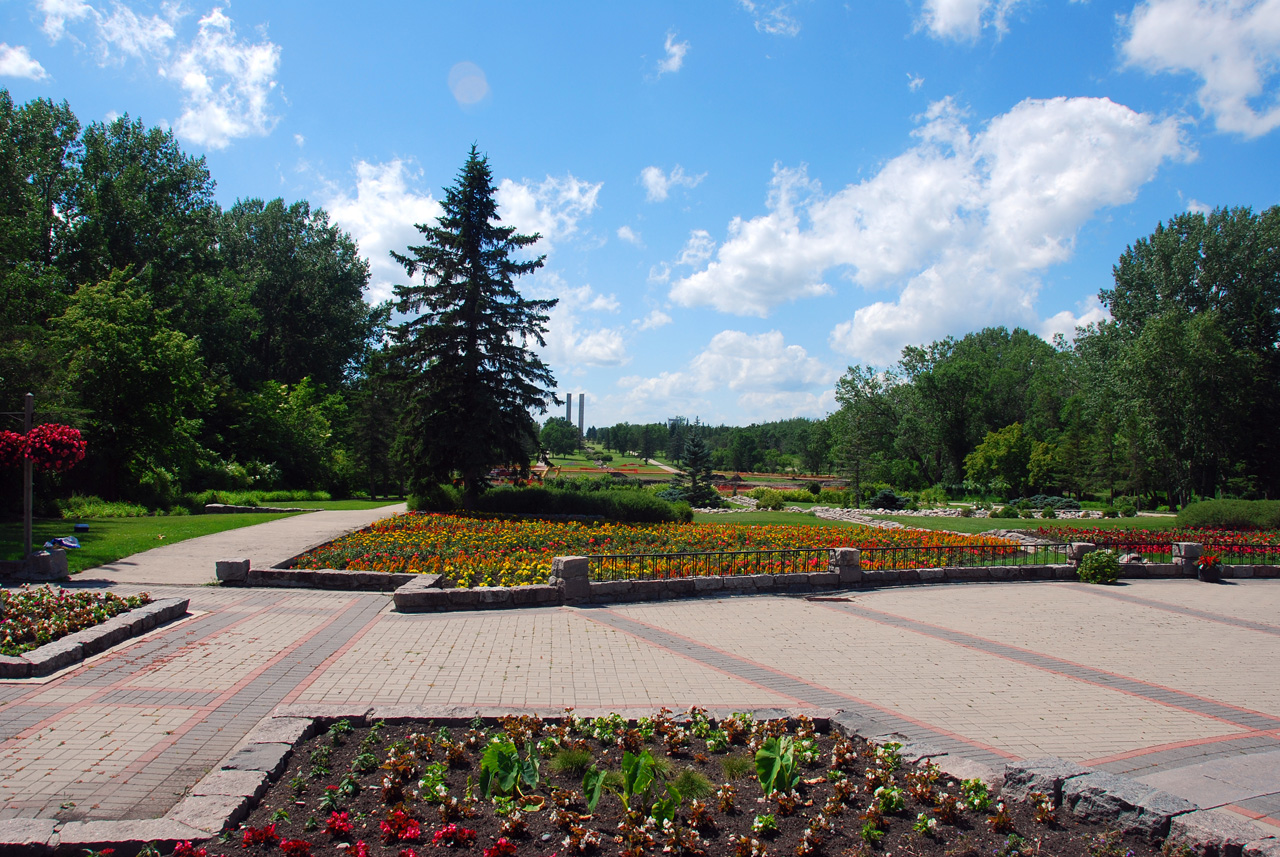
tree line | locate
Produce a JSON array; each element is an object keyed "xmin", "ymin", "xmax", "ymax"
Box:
[
  {"xmin": 594, "ymin": 206, "xmax": 1280, "ymax": 508},
  {"xmin": 1, "ymin": 90, "xmax": 395, "ymax": 509}
]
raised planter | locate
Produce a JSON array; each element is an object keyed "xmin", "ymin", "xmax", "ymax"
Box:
[{"xmin": 0, "ymin": 597, "xmax": 189, "ymax": 679}]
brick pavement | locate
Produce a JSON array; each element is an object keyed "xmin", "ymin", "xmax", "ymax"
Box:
[{"xmin": 0, "ymin": 578, "xmax": 1277, "ymax": 834}]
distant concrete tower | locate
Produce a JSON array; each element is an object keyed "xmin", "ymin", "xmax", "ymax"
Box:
[
  {"xmin": 565, "ymin": 392, "xmax": 572, "ymax": 423},
  {"xmin": 578, "ymin": 394, "xmax": 584, "ymax": 438}
]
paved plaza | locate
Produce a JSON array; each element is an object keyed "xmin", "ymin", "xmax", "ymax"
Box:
[{"xmin": 1, "ymin": 517, "xmax": 1277, "ymax": 839}]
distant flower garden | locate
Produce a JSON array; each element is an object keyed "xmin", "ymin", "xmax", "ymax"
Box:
[
  {"xmin": 1038, "ymin": 526, "xmax": 1280, "ymax": 562},
  {"xmin": 293, "ymin": 513, "xmax": 1020, "ymax": 588},
  {"xmin": 0, "ymin": 585, "xmax": 151, "ymax": 656}
]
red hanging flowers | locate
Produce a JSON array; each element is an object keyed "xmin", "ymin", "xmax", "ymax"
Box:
[{"xmin": 0, "ymin": 424, "xmax": 86, "ymax": 473}]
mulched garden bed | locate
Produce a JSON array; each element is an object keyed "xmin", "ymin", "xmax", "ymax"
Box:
[
  {"xmin": 0, "ymin": 584, "xmax": 151, "ymax": 655},
  {"xmin": 191, "ymin": 710, "xmax": 1173, "ymax": 857}
]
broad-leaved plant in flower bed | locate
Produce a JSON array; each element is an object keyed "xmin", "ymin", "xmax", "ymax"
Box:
[
  {"xmin": 198, "ymin": 708, "xmax": 1179, "ymax": 857},
  {"xmin": 0, "ymin": 584, "xmax": 151, "ymax": 656}
]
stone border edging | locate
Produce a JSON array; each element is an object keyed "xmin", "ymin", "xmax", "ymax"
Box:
[
  {"xmin": 0, "ymin": 597, "xmax": 189, "ymax": 679},
  {"xmin": 4, "ymin": 705, "xmax": 1274, "ymax": 856}
]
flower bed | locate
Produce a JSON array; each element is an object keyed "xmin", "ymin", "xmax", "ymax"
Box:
[
  {"xmin": 0, "ymin": 584, "xmax": 152, "ymax": 656},
  {"xmin": 206, "ymin": 709, "xmax": 1172, "ymax": 857},
  {"xmin": 1037, "ymin": 526, "xmax": 1280, "ymax": 562},
  {"xmin": 293, "ymin": 513, "xmax": 1020, "ymax": 588}
]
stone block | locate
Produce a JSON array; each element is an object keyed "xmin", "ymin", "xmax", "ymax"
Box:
[
  {"xmin": 809, "ymin": 571, "xmax": 839, "ymax": 587},
  {"xmin": 897, "ymin": 568, "xmax": 921, "ymax": 584},
  {"xmin": 1172, "ymin": 542, "xmax": 1204, "ymax": 560},
  {"xmin": 475, "ymin": 586, "xmax": 512, "ymax": 607},
  {"xmin": 166, "ymin": 793, "xmax": 253, "ymax": 834},
  {"xmin": 193, "ymin": 768, "xmax": 269, "ymax": 799},
  {"xmin": 1067, "ymin": 542, "xmax": 1097, "ymax": 562},
  {"xmin": 1169, "ymin": 810, "xmax": 1269, "ymax": 857},
  {"xmin": 244, "ymin": 716, "xmax": 315, "ymax": 745},
  {"xmin": 394, "ymin": 586, "xmax": 450, "ymax": 612},
  {"xmin": 515, "ymin": 583, "xmax": 562, "ymax": 605},
  {"xmin": 693, "ymin": 575, "xmax": 725, "ymax": 591},
  {"xmin": 780, "ymin": 573, "xmax": 812, "ymax": 589},
  {"xmin": 830, "ymin": 710, "xmax": 891, "ymax": 739},
  {"xmin": 25, "ymin": 638, "xmax": 82, "ymax": 676},
  {"xmin": 221, "ymin": 742, "xmax": 293, "ymax": 778},
  {"xmin": 918, "ymin": 568, "xmax": 947, "ymax": 581},
  {"xmin": 896, "ymin": 741, "xmax": 949, "ymax": 764},
  {"xmin": 935, "ymin": 756, "xmax": 1000, "ymax": 788},
  {"xmin": 630, "ymin": 579, "xmax": 668, "ymax": 600},
  {"xmin": 861, "ymin": 569, "xmax": 901, "ymax": 585},
  {"xmin": 1003, "ymin": 757, "xmax": 1088, "ymax": 805},
  {"xmin": 1244, "ymin": 839, "xmax": 1280, "ymax": 857},
  {"xmin": 666, "ymin": 578, "xmax": 696, "ymax": 597},
  {"xmin": 0, "ymin": 654, "xmax": 32, "ymax": 678},
  {"xmin": 1064, "ymin": 771, "xmax": 1194, "ymax": 839},
  {"xmin": 215, "ymin": 558, "xmax": 250, "ymax": 582},
  {"xmin": 551, "ymin": 556, "xmax": 591, "ymax": 602},
  {"xmin": 21, "ymin": 548, "xmax": 68, "ymax": 581},
  {"xmin": 0, "ymin": 817, "xmax": 56, "ymax": 856},
  {"xmin": 446, "ymin": 588, "xmax": 480, "ymax": 608},
  {"xmin": 722, "ymin": 575, "xmax": 757, "ymax": 590},
  {"xmin": 830, "ymin": 547, "xmax": 860, "ymax": 568},
  {"xmin": 837, "ymin": 565, "xmax": 864, "ymax": 586},
  {"xmin": 748, "ymin": 574, "xmax": 777, "ymax": 590},
  {"xmin": 58, "ymin": 819, "xmax": 207, "ymax": 854},
  {"xmin": 310, "ymin": 570, "xmax": 354, "ymax": 589}
]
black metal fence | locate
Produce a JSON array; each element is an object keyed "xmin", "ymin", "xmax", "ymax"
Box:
[
  {"xmin": 1090, "ymin": 540, "xmax": 1174, "ymax": 563},
  {"xmin": 590, "ymin": 548, "xmax": 830, "ymax": 582},
  {"xmin": 858, "ymin": 542, "xmax": 1068, "ymax": 570},
  {"xmin": 1203, "ymin": 543, "xmax": 1280, "ymax": 565}
]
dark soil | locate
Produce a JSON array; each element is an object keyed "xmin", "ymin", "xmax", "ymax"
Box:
[{"xmin": 198, "ymin": 711, "xmax": 1166, "ymax": 857}]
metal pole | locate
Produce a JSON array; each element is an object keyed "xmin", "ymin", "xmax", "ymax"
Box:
[{"xmin": 23, "ymin": 392, "xmax": 33, "ymax": 558}]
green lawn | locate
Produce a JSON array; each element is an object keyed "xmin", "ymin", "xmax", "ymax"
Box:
[
  {"xmin": 692, "ymin": 510, "xmax": 870, "ymax": 530},
  {"xmin": 1, "ymin": 512, "xmax": 299, "ymax": 574},
  {"xmin": 295, "ymin": 499, "xmax": 404, "ymax": 511},
  {"xmin": 866, "ymin": 513, "xmax": 1183, "ymax": 535}
]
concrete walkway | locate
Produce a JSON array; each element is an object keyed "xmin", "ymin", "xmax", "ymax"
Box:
[
  {"xmin": 81, "ymin": 503, "xmax": 407, "ymax": 586},
  {"xmin": 1, "ymin": 576, "xmax": 1277, "ymax": 838}
]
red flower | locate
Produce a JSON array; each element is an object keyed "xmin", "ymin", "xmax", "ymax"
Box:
[
  {"xmin": 354, "ymin": 842, "xmax": 370, "ymax": 857},
  {"xmin": 326, "ymin": 811, "xmax": 353, "ymax": 836},
  {"xmin": 0, "ymin": 430, "xmax": 25, "ymax": 470},
  {"xmin": 243, "ymin": 823, "xmax": 280, "ymax": 848},
  {"xmin": 432, "ymin": 823, "xmax": 477, "ymax": 848},
  {"xmin": 399, "ymin": 850, "xmax": 421, "ymax": 857},
  {"xmin": 21, "ymin": 423, "xmax": 86, "ymax": 472},
  {"xmin": 279, "ymin": 839, "xmax": 312, "ymax": 857},
  {"xmin": 382, "ymin": 809, "xmax": 422, "ymax": 843},
  {"xmin": 484, "ymin": 838, "xmax": 519, "ymax": 857},
  {"xmin": 173, "ymin": 843, "xmax": 208, "ymax": 857}
]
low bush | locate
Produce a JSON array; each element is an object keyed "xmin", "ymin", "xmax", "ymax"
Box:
[
  {"xmin": 177, "ymin": 489, "xmax": 332, "ymax": 512},
  {"xmin": 806, "ymin": 481, "xmax": 822, "ymax": 496},
  {"xmin": 869, "ymin": 488, "xmax": 910, "ymax": 511},
  {"xmin": 1176, "ymin": 499, "xmax": 1280, "ymax": 530},
  {"xmin": 1101, "ymin": 507, "xmax": 1118, "ymax": 518},
  {"xmin": 408, "ymin": 485, "xmax": 692, "ymax": 524},
  {"xmin": 57, "ymin": 494, "xmax": 150, "ymax": 518},
  {"xmin": 749, "ymin": 488, "xmax": 786, "ymax": 510},
  {"xmin": 990, "ymin": 505, "xmax": 1020, "ymax": 519},
  {"xmin": 1077, "ymin": 549, "xmax": 1121, "ymax": 584},
  {"xmin": 1013, "ymin": 494, "xmax": 1080, "ymax": 511}
]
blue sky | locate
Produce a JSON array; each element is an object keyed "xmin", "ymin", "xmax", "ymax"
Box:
[{"xmin": 3, "ymin": 0, "xmax": 1279, "ymax": 427}]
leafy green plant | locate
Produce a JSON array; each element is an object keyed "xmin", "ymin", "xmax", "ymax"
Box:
[
  {"xmin": 1077, "ymin": 549, "xmax": 1121, "ymax": 584},
  {"xmin": 751, "ymin": 813, "xmax": 778, "ymax": 835},
  {"xmin": 582, "ymin": 765, "xmax": 606, "ymax": 812},
  {"xmin": 960, "ymin": 777, "xmax": 992, "ymax": 811},
  {"xmin": 721, "ymin": 754, "xmax": 754, "ymax": 781},
  {"xmin": 755, "ymin": 736, "xmax": 800, "ymax": 795},
  {"xmin": 551, "ymin": 746, "xmax": 593, "ymax": 777},
  {"xmin": 479, "ymin": 739, "xmax": 540, "ymax": 799},
  {"xmin": 621, "ymin": 749, "xmax": 661, "ymax": 809},
  {"xmin": 673, "ymin": 768, "xmax": 714, "ymax": 799}
]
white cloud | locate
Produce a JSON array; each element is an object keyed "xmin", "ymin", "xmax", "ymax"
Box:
[
  {"xmin": 448, "ymin": 61, "xmax": 490, "ymax": 105},
  {"xmin": 918, "ymin": 0, "xmax": 1027, "ymax": 41},
  {"xmin": 1122, "ymin": 0, "xmax": 1280, "ymax": 137},
  {"xmin": 1186, "ymin": 198, "xmax": 1212, "ymax": 214},
  {"xmin": 648, "ymin": 229, "xmax": 716, "ymax": 284},
  {"xmin": 1039, "ymin": 296, "xmax": 1109, "ymax": 342},
  {"xmin": 36, "ymin": 1, "xmax": 281, "ymax": 149},
  {"xmin": 294, "ymin": 133, "xmax": 305, "ymax": 147},
  {"xmin": 0, "ymin": 43, "xmax": 48, "ymax": 79},
  {"xmin": 496, "ymin": 174, "xmax": 602, "ymax": 250},
  {"xmin": 668, "ymin": 95, "xmax": 1188, "ymax": 362},
  {"xmin": 616, "ymin": 225, "xmax": 643, "ymax": 245},
  {"xmin": 738, "ymin": 0, "xmax": 801, "ymax": 36},
  {"xmin": 167, "ymin": 9, "xmax": 281, "ymax": 149},
  {"xmin": 656, "ymin": 31, "xmax": 689, "ymax": 75},
  {"xmin": 636, "ymin": 309, "xmax": 673, "ymax": 330},
  {"xmin": 532, "ymin": 276, "xmax": 629, "ymax": 368},
  {"xmin": 639, "ymin": 164, "xmax": 707, "ymax": 202},
  {"xmin": 322, "ymin": 159, "xmax": 442, "ymax": 303},
  {"xmin": 616, "ymin": 330, "xmax": 837, "ymax": 420},
  {"xmin": 908, "ymin": 73, "xmax": 925, "ymax": 91}
]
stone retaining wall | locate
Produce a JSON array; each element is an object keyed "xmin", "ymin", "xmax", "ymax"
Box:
[
  {"xmin": 5, "ymin": 706, "xmax": 1272, "ymax": 856},
  {"xmin": 0, "ymin": 598, "xmax": 189, "ymax": 679}
]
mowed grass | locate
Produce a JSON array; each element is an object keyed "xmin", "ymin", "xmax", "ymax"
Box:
[
  {"xmin": 693, "ymin": 510, "xmax": 870, "ymax": 530},
  {"xmin": 866, "ymin": 513, "xmax": 1183, "ymax": 535},
  {"xmin": 0, "ymin": 512, "xmax": 299, "ymax": 574},
  {"xmin": 293, "ymin": 499, "xmax": 404, "ymax": 511}
]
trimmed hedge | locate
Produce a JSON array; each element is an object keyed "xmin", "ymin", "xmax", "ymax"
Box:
[
  {"xmin": 1176, "ymin": 499, "xmax": 1280, "ymax": 530},
  {"xmin": 409, "ymin": 484, "xmax": 693, "ymax": 524}
]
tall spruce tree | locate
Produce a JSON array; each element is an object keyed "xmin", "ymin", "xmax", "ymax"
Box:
[
  {"xmin": 391, "ymin": 147, "xmax": 557, "ymax": 505},
  {"xmin": 672, "ymin": 426, "xmax": 722, "ymax": 508}
]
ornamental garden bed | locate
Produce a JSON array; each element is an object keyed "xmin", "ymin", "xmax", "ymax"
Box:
[
  {"xmin": 290, "ymin": 513, "xmax": 1022, "ymax": 589},
  {"xmin": 199, "ymin": 710, "xmax": 1179, "ymax": 857},
  {"xmin": 0, "ymin": 585, "xmax": 188, "ymax": 677}
]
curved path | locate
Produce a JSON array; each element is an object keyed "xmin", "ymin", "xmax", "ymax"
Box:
[
  {"xmin": 81, "ymin": 503, "xmax": 408, "ymax": 586},
  {"xmin": 0, "ymin": 575, "xmax": 1276, "ymax": 835}
]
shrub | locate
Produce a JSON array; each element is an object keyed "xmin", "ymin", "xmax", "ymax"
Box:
[
  {"xmin": 1077, "ymin": 549, "xmax": 1121, "ymax": 584},
  {"xmin": 470, "ymin": 485, "xmax": 691, "ymax": 523},
  {"xmin": 58, "ymin": 494, "xmax": 150, "ymax": 518},
  {"xmin": 917, "ymin": 485, "xmax": 948, "ymax": 507},
  {"xmin": 869, "ymin": 488, "xmax": 909, "ymax": 511},
  {"xmin": 409, "ymin": 483, "xmax": 463, "ymax": 512},
  {"xmin": 750, "ymin": 488, "xmax": 786, "ymax": 510},
  {"xmin": 1118, "ymin": 504, "xmax": 1137, "ymax": 518},
  {"xmin": 806, "ymin": 481, "xmax": 822, "ymax": 496},
  {"xmin": 1041, "ymin": 506, "xmax": 1057, "ymax": 519},
  {"xmin": 1176, "ymin": 499, "xmax": 1280, "ymax": 530},
  {"xmin": 1014, "ymin": 494, "xmax": 1080, "ymax": 511},
  {"xmin": 990, "ymin": 506, "xmax": 1020, "ymax": 519},
  {"xmin": 1101, "ymin": 507, "xmax": 1118, "ymax": 519}
]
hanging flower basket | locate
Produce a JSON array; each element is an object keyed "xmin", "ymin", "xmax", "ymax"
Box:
[
  {"xmin": 0, "ymin": 430, "xmax": 25, "ymax": 469},
  {"xmin": 21, "ymin": 424, "xmax": 87, "ymax": 473}
]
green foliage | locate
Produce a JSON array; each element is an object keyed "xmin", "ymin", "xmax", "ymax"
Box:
[
  {"xmin": 467, "ymin": 485, "xmax": 691, "ymax": 523},
  {"xmin": 721, "ymin": 754, "xmax": 754, "ymax": 780},
  {"xmin": 990, "ymin": 505, "xmax": 1020, "ymax": 519},
  {"xmin": 669, "ymin": 427, "xmax": 723, "ymax": 508},
  {"xmin": 57, "ymin": 495, "xmax": 149, "ymax": 518},
  {"xmin": 551, "ymin": 747, "xmax": 593, "ymax": 777},
  {"xmin": 672, "ymin": 768, "xmax": 714, "ymax": 799},
  {"xmin": 620, "ymin": 749, "xmax": 662, "ymax": 810},
  {"xmin": 965, "ymin": 423, "xmax": 1034, "ymax": 498},
  {"xmin": 582, "ymin": 765, "xmax": 605, "ymax": 812},
  {"xmin": 478, "ymin": 739, "xmax": 539, "ymax": 798},
  {"xmin": 540, "ymin": 417, "xmax": 579, "ymax": 458},
  {"xmin": 391, "ymin": 147, "xmax": 556, "ymax": 506},
  {"xmin": 1177, "ymin": 499, "xmax": 1280, "ymax": 530},
  {"xmin": 755, "ymin": 736, "xmax": 800, "ymax": 795},
  {"xmin": 1077, "ymin": 549, "xmax": 1121, "ymax": 584},
  {"xmin": 750, "ymin": 488, "xmax": 786, "ymax": 510}
]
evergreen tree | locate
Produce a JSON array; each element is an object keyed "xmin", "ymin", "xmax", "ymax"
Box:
[
  {"xmin": 672, "ymin": 426, "xmax": 722, "ymax": 508},
  {"xmin": 391, "ymin": 147, "xmax": 557, "ymax": 505}
]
